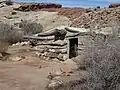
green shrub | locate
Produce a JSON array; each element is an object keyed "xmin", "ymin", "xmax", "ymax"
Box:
[{"xmin": 19, "ymin": 20, "xmax": 43, "ymax": 35}]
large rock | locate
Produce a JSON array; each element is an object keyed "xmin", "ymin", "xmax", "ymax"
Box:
[
  {"xmin": 47, "ymin": 80, "xmax": 63, "ymax": 89},
  {"xmin": 9, "ymin": 56, "xmax": 23, "ymax": 62},
  {"xmin": 14, "ymin": 3, "xmax": 62, "ymax": 11}
]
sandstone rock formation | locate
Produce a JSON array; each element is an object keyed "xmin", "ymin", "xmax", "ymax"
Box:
[{"xmin": 14, "ymin": 3, "xmax": 62, "ymax": 11}]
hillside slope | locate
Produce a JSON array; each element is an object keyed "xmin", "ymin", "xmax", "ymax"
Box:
[{"xmin": 0, "ymin": 3, "xmax": 70, "ymax": 30}]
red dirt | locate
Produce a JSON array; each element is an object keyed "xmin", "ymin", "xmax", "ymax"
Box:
[{"xmin": 41, "ymin": 8, "xmax": 88, "ymax": 21}]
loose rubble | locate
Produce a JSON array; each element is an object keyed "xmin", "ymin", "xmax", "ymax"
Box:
[
  {"xmin": 47, "ymin": 79, "xmax": 63, "ymax": 89},
  {"xmin": 42, "ymin": 4, "xmax": 120, "ymax": 30},
  {"xmin": 72, "ymin": 6, "xmax": 120, "ymax": 29},
  {"xmin": 12, "ymin": 41, "xmax": 30, "ymax": 46}
]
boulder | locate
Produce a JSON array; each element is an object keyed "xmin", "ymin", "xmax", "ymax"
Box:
[
  {"xmin": 47, "ymin": 80, "xmax": 63, "ymax": 89},
  {"xmin": 55, "ymin": 70, "xmax": 63, "ymax": 76},
  {"xmin": 9, "ymin": 56, "xmax": 23, "ymax": 62},
  {"xmin": 47, "ymin": 70, "xmax": 63, "ymax": 80}
]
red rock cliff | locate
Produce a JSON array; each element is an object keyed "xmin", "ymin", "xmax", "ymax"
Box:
[{"xmin": 14, "ymin": 3, "xmax": 62, "ymax": 11}]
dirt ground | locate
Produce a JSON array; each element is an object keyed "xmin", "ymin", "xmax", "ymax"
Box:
[
  {"xmin": 0, "ymin": 60, "xmax": 75, "ymax": 90},
  {"xmin": 0, "ymin": 61, "xmax": 49, "ymax": 90},
  {"xmin": 0, "ymin": 44, "xmax": 80, "ymax": 90}
]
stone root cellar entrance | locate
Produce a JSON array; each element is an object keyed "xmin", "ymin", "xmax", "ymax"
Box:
[{"xmin": 69, "ymin": 38, "xmax": 78, "ymax": 58}]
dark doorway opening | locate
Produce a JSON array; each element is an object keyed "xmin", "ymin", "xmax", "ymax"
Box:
[{"xmin": 69, "ymin": 38, "xmax": 78, "ymax": 58}]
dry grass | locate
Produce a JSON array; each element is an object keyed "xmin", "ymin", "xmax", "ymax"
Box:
[{"xmin": 0, "ymin": 21, "xmax": 43, "ymax": 54}]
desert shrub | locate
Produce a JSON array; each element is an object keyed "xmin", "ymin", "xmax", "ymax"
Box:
[
  {"xmin": 5, "ymin": 0, "xmax": 13, "ymax": 5},
  {"xmin": 0, "ymin": 23, "xmax": 23, "ymax": 44},
  {"xmin": 0, "ymin": 40, "xmax": 9, "ymax": 53},
  {"xmin": 85, "ymin": 42, "xmax": 120, "ymax": 90},
  {"xmin": 19, "ymin": 20, "xmax": 43, "ymax": 35},
  {"xmin": 84, "ymin": 28, "xmax": 120, "ymax": 90}
]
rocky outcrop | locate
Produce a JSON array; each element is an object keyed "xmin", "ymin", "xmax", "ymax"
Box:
[
  {"xmin": 41, "ymin": 5, "xmax": 120, "ymax": 30},
  {"xmin": 14, "ymin": 3, "xmax": 62, "ymax": 11},
  {"xmin": 109, "ymin": 3, "xmax": 120, "ymax": 8},
  {"xmin": 71, "ymin": 7, "xmax": 120, "ymax": 29}
]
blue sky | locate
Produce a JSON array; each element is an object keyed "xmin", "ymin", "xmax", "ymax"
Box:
[{"xmin": 15, "ymin": 0, "xmax": 120, "ymax": 8}]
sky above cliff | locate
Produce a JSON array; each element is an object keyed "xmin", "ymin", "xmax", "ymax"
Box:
[{"xmin": 15, "ymin": 0, "xmax": 120, "ymax": 8}]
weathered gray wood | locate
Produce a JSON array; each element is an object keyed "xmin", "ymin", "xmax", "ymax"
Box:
[
  {"xmin": 65, "ymin": 27, "xmax": 90, "ymax": 33},
  {"xmin": 43, "ymin": 52, "xmax": 58, "ymax": 58},
  {"xmin": 23, "ymin": 35, "xmax": 54, "ymax": 40},
  {"xmin": 38, "ymin": 29, "xmax": 57, "ymax": 36},
  {"xmin": 48, "ymin": 49, "xmax": 67, "ymax": 54},
  {"xmin": 65, "ymin": 27, "xmax": 80, "ymax": 33},
  {"xmin": 66, "ymin": 33, "xmax": 80, "ymax": 38},
  {"xmin": 24, "ymin": 33, "xmax": 81, "ymax": 41},
  {"xmin": 31, "ymin": 48, "xmax": 67, "ymax": 54},
  {"xmin": 37, "ymin": 40, "xmax": 67, "ymax": 46},
  {"xmin": 36, "ymin": 45, "xmax": 67, "ymax": 49},
  {"xmin": 38, "ymin": 28, "xmax": 67, "ymax": 37}
]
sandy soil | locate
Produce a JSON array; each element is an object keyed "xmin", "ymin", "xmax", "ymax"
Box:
[
  {"xmin": 0, "ymin": 60, "xmax": 73, "ymax": 90},
  {"xmin": 0, "ymin": 44, "xmax": 79, "ymax": 90}
]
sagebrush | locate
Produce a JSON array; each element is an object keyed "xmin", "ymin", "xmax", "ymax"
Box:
[
  {"xmin": 19, "ymin": 20, "xmax": 43, "ymax": 35},
  {"xmin": 0, "ymin": 40, "xmax": 9, "ymax": 53},
  {"xmin": 84, "ymin": 28, "xmax": 120, "ymax": 90},
  {"xmin": 0, "ymin": 23, "xmax": 23, "ymax": 44}
]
